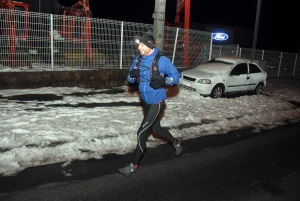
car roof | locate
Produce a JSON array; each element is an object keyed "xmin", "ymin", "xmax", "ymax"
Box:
[
  {"xmin": 193, "ymin": 56, "xmax": 253, "ymax": 74},
  {"xmin": 215, "ymin": 56, "xmax": 251, "ymax": 64}
]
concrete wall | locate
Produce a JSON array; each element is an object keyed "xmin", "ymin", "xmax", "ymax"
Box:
[
  {"xmin": 0, "ymin": 69, "xmax": 187, "ymax": 89},
  {"xmin": 0, "ymin": 70, "xmax": 129, "ymax": 89}
]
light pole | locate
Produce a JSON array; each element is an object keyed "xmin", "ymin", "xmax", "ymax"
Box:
[{"xmin": 252, "ymin": 0, "xmax": 262, "ymax": 59}]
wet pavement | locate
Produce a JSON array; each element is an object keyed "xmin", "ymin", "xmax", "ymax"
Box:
[{"xmin": 0, "ymin": 122, "xmax": 299, "ymax": 200}]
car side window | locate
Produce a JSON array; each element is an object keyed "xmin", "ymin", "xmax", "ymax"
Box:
[
  {"xmin": 230, "ymin": 63, "xmax": 248, "ymax": 76},
  {"xmin": 249, "ymin": 63, "xmax": 262, "ymax": 74}
]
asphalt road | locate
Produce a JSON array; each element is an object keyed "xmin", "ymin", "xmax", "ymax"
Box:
[{"xmin": 1, "ymin": 122, "xmax": 300, "ymax": 201}]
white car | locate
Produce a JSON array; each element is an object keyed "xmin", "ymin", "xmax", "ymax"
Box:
[{"xmin": 178, "ymin": 56, "xmax": 267, "ymax": 98}]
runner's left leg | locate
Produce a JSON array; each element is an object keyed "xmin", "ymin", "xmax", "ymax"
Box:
[{"xmin": 132, "ymin": 101, "xmax": 161, "ymax": 165}]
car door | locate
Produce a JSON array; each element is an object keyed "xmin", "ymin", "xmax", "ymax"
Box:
[
  {"xmin": 247, "ymin": 63, "xmax": 263, "ymax": 91},
  {"xmin": 226, "ymin": 63, "xmax": 249, "ymax": 92}
]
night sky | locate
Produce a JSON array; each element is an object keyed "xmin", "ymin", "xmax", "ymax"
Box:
[{"xmin": 57, "ymin": 0, "xmax": 299, "ymax": 53}]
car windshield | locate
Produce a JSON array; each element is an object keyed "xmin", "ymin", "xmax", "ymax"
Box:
[
  {"xmin": 206, "ymin": 59, "xmax": 233, "ymax": 65},
  {"xmin": 193, "ymin": 62, "xmax": 232, "ymax": 75}
]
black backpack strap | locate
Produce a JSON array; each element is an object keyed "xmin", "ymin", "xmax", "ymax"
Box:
[
  {"xmin": 134, "ymin": 52, "xmax": 162, "ymax": 83},
  {"xmin": 135, "ymin": 52, "xmax": 162, "ymax": 70},
  {"xmin": 135, "ymin": 55, "xmax": 143, "ymax": 69},
  {"xmin": 151, "ymin": 52, "xmax": 162, "ymax": 71},
  {"xmin": 151, "ymin": 52, "xmax": 162, "ymax": 79}
]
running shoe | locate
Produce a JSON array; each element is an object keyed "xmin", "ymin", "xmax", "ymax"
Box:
[
  {"xmin": 173, "ymin": 137, "xmax": 183, "ymax": 156},
  {"xmin": 119, "ymin": 163, "xmax": 137, "ymax": 176}
]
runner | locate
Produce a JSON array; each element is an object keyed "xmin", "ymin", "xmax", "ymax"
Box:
[{"xmin": 119, "ymin": 35, "xmax": 183, "ymax": 176}]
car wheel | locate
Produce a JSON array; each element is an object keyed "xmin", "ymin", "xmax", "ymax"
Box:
[
  {"xmin": 210, "ymin": 85, "xmax": 224, "ymax": 98},
  {"xmin": 254, "ymin": 83, "xmax": 264, "ymax": 95}
]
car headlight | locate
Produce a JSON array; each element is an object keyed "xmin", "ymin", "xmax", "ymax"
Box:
[{"xmin": 198, "ymin": 79, "xmax": 211, "ymax": 84}]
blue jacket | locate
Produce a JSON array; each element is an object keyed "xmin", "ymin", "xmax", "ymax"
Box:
[{"xmin": 127, "ymin": 48, "xmax": 180, "ymax": 104}]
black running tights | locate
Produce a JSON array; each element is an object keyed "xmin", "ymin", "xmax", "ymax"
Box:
[{"xmin": 132, "ymin": 100, "xmax": 176, "ymax": 165}]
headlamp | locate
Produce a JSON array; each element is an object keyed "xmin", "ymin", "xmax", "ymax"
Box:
[
  {"xmin": 135, "ymin": 38, "xmax": 140, "ymax": 44},
  {"xmin": 198, "ymin": 79, "xmax": 211, "ymax": 84}
]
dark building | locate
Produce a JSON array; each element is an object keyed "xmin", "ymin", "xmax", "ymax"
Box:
[
  {"xmin": 20, "ymin": 0, "xmax": 61, "ymax": 14},
  {"xmin": 190, "ymin": 22, "xmax": 253, "ymax": 49},
  {"xmin": 189, "ymin": 22, "xmax": 299, "ymax": 53}
]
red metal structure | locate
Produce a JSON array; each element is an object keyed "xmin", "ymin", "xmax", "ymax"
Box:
[
  {"xmin": 165, "ymin": 0, "xmax": 201, "ymax": 67},
  {"xmin": 175, "ymin": 0, "xmax": 190, "ymax": 67},
  {"xmin": 175, "ymin": 0, "xmax": 190, "ymax": 30},
  {"xmin": 0, "ymin": 0, "xmax": 29, "ymax": 67},
  {"xmin": 60, "ymin": 0, "xmax": 92, "ymax": 66},
  {"xmin": 165, "ymin": 21, "xmax": 181, "ymax": 28}
]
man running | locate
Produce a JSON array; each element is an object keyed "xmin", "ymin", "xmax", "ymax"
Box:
[{"xmin": 119, "ymin": 35, "xmax": 183, "ymax": 176}]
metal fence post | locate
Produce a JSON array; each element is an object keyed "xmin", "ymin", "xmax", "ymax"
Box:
[
  {"xmin": 172, "ymin": 28, "xmax": 179, "ymax": 64},
  {"xmin": 236, "ymin": 45, "xmax": 239, "ymax": 57},
  {"xmin": 209, "ymin": 33, "xmax": 213, "ymax": 60},
  {"xmin": 293, "ymin": 53, "xmax": 297, "ymax": 77},
  {"xmin": 277, "ymin": 52, "xmax": 283, "ymax": 77},
  {"xmin": 50, "ymin": 14, "xmax": 54, "ymax": 70},
  {"xmin": 120, "ymin": 21, "xmax": 124, "ymax": 69},
  {"xmin": 239, "ymin": 48, "xmax": 242, "ymax": 58},
  {"xmin": 261, "ymin": 50, "xmax": 264, "ymax": 60}
]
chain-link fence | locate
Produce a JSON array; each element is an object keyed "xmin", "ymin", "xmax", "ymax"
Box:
[
  {"xmin": 239, "ymin": 48, "xmax": 299, "ymax": 77},
  {"xmin": 0, "ymin": 9, "xmax": 211, "ymax": 71},
  {"xmin": 0, "ymin": 8, "xmax": 299, "ymax": 78}
]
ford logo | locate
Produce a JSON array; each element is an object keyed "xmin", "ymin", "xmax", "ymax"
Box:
[{"xmin": 213, "ymin": 33, "xmax": 229, "ymax": 41}]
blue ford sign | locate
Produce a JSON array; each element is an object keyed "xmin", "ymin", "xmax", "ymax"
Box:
[{"xmin": 213, "ymin": 33, "xmax": 229, "ymax": 41}]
